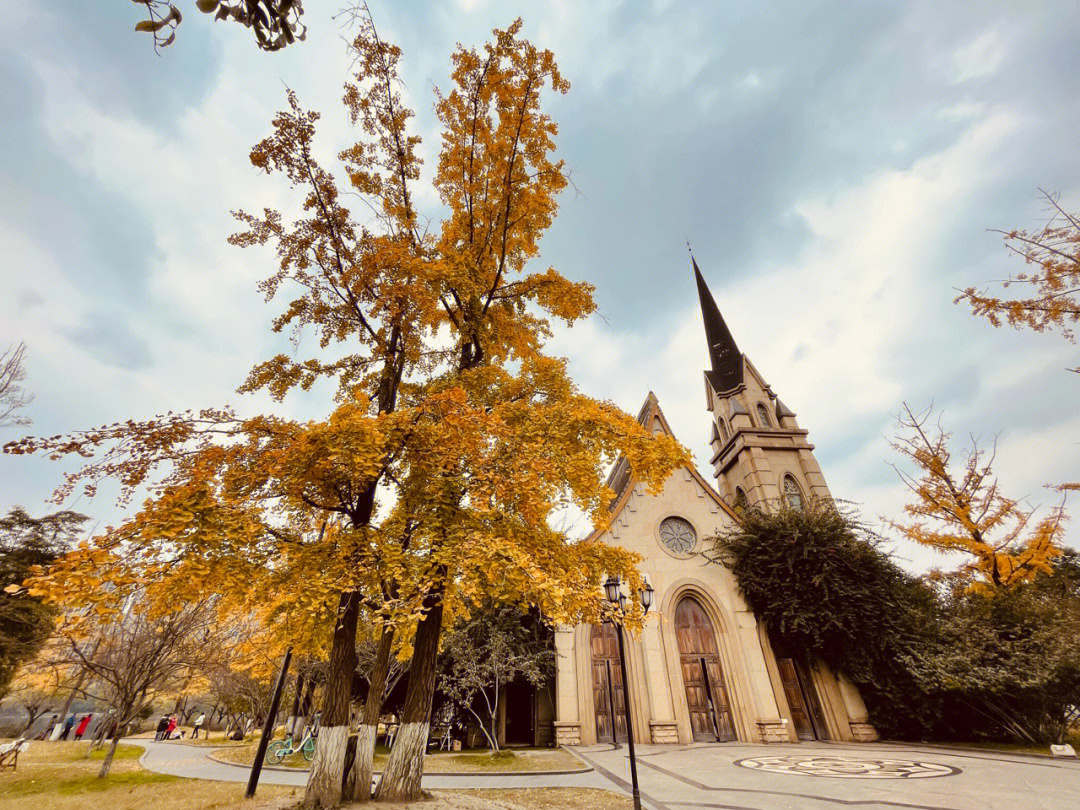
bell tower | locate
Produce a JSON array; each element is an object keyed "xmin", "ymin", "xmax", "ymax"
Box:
[{"xmin": 694, "ymin": 259, "xmax": 831, "ymax": 510}]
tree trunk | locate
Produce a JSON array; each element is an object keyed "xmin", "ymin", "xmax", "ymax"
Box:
[
  {"xmin": 375, "ymin": 590, "xmax": 444, "ymax": 802},
  {"xmin": 296, "ymin": 671, "xmax": 316, "ymax": 736},
  {"xmin": 303, "ymin": 590, "xmax": 360, "ymax": 809},
  {"xmin": 349, "ymin": 626, "xmax": 395, "ymax": 801},
  {"xmin": 288, "ymin": 672, "xmax": 305, "ymax": 734},
  {"xmin": 98, "ymin": 733, "xmax": 122, "ymax": 778}
]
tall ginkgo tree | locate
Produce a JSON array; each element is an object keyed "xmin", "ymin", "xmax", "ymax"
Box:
[{"xmin": 4, "ymin": 10, "xmax": 688, "ymax": 809}]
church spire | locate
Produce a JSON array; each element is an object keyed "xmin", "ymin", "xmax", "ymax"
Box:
[{"xmin": 693, "ymin": 256, "xmax": 743, "ymax": 392}]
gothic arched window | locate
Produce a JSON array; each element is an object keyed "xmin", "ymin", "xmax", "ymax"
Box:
[
  {"xmin": 756, "ymin": 402, "xmax": 772, "ymax": 428},
  {"xmin": 717, "ymin": 418, "xmax": 729, "ymax": 441},
  {"xmin": 734, "ymin": 487, "xmax": 748, "ymax": 509},
  {"xmin": 782, "ymin": 475, "xmax": 804, "ymax": 510}
]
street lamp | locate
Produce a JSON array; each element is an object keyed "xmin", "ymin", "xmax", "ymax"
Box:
[{"xmin": 603, "ymin": 576, "xmax": 652, "ymax": 810}]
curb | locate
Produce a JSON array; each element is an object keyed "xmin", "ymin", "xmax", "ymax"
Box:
[{"xmin": 206, "ymin": 748, "xmax": 592, "ymax": 776}]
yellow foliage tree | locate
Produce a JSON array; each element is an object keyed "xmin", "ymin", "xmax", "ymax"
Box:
[
  {"xmin": 3, "ymin": 10, "xmax": 690, "ymax": 806},
  {"xmin": 956, "ymin": 189, "xmax": 1079, "ymax": 492},
  {"xmin": 889, "ymin": 403, "xmax": 1066, "ymax": 592}
]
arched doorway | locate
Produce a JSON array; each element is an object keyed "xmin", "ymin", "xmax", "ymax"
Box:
[
  {"xmin": 590, "ymin": 623, "xmax": 627, "ymax": 743},
  {"xmin": 675, "ymin": 597, "xmax": 736, "ymax": 741}
]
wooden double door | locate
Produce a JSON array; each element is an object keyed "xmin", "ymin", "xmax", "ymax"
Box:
[
  {"xmin": 776, "ymin": 656, "xmax": 828, "ymax": 740},
  {"xmin": 675, "ymin": 597, "xmax": 736, "ymax": 742},
  {"xmin": 591, "ymin": 623, "xmax": 628, "ymax": 743}
]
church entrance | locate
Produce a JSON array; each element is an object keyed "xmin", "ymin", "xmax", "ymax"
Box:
[
  {"xmin": 590, "ymin": 623, "xmax": 627, "ymax": 743},
  {"xmin": 774, "ymin": 652, "xmax": 829, "ymax": 740},
  {"xmin": 675, "ymin": 597, "xmax": 736, "ymax": 741}
]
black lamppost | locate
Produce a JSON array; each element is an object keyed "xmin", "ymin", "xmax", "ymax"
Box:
[{"xmin": 604, "ymin": 575, "xmax": 654, "ymax": 810}]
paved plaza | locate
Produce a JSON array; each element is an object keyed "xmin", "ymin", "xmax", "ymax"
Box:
[
  {"xmin": 132, "ymin": 738, "xmax": 1078, "ymax": 809},
  {"xmin": 568, "ymin": 741, "xmax": 1079, "ymax": 810}
]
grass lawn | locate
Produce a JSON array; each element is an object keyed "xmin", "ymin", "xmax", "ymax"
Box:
[
  {"xmin": 212, "ymin": 743, "xmax": 584, "ymax": 773},
  {"xmin": 0, "ymin": 740, "xmax": 298, "ymax": 810}
]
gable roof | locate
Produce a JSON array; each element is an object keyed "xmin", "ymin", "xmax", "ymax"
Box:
[{"xmin": 600, "ymin": 392, "xmax": 741, "ymax": 528}]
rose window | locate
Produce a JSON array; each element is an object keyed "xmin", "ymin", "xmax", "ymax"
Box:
[{"xmin": 659, "ymin": 517, "xmax": 697, "ymax": 554}]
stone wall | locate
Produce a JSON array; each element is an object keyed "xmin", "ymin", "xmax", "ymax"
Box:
[
  {"xmin": 649, "ymin": 721, "xmax": 679, "ymax": 744},
  {"xmin": 757, "ymin": 719, "xmax": 789, "ymax": 743},
  {"xmin": 849, "ymin": 722, "xmax": 879, "ymax": 742},
  {"xmin": 554, "ymin": 721, "xmax": 581, "ymax": 747}
]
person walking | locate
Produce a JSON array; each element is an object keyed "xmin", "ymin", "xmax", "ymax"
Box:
[
  {"xmin": 191, "ymin": 711, "xmax": 205, "ymax": 739},
  {"xmin": 60, "ymin": 713, "xmax": 77, "ymax": 740},
  {"xmin": 164, "ymin": 714, "xmax": 177, "ymax": 740},
  {"xmin": 39, "ymin": 714, "xmax": 59, "ymax": 741},
  {"xmin": 154, "ymin": 715, "xmax": 169, "ymax": 741},
  {"xmin": 74, "ymin": 714, "xmax": 92, "ymax": 741}
]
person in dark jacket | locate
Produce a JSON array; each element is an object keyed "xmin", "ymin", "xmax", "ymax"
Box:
[{"xmin": 154, "ymin": 715, "xmax": 170, "ymax": 741}]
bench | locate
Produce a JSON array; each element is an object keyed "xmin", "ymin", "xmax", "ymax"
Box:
[{"xmin": 0, "ymin": 739, "xmax": 30, "ymax": 772}]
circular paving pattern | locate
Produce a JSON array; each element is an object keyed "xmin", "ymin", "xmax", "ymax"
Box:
[{"xmin": 735, "ymin": 754, "xmax": 959, "ymax": 779}]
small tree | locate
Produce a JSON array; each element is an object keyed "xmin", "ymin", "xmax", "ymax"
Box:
[
  {"xmin": 0, "ymin": 507, "xmax": 88, "ymax": 698},
  {"xmin": 0, "ymin": 342, "xmax": 32, "ymax": 429},
  {"xmin": 437, "ymin": 602, "xmax": 554, "ymax": 752},
  {"xmin": 6, "ymin": 667, "xmax": 65, "ymax": 734},
  {"xmin": 890, "ymin": 403, "xmax": 1066, "ymax": 592},
  {"xmin": 41, "ymin": 598, "xmax": 216, "ymax": 776}
]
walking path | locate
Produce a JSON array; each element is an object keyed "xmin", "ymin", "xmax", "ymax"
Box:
[
  {"xmin": 131, "ymin": 739, "xmax": 608, "ymax": 790},
  {"xmin": 569, "ymin": 740, "xmax": 1080, "ymax": 810},
  {"xmin": 131, "ymin": 738, "xmax": 1079, "ymax": 809}
]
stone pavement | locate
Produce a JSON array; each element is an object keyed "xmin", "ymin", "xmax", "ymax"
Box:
[
  {"xmin": 568, "ymin": 740, "xmax": 1080, "ymax": 810},
  {"xmin": 131, "ymin": 739, "xmax": 607, "ymax": 790}
]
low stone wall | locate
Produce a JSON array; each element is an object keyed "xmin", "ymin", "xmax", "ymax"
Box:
[
  {"xmin": 757, "ymin": 719, "xmax": 789, "ymax": 743},
  {"xmin": 849, "ymin": 722, "xmax": 879, "ymax": 742},
  {"xmin": 649, "ymin": 721, "xmax": 679, "ymax": 744},
  {"xmin": 553, "ymin": 721, "xmax": 581, "ymax": 747}
]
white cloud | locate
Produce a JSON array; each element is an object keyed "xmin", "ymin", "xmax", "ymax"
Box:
[{"xmin": 951, "ymin": 29, "xmax": 1007, "ymax": 83}]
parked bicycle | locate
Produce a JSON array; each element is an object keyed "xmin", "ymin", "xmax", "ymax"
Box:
[{"xmin": 266, "ymin": 728, "xmax": 316, "ymax": 763}]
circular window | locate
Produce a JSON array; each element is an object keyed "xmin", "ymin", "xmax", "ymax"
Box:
[{"xmin": 658, "ymin": 516, "xmax": 697, "ymax": 555}]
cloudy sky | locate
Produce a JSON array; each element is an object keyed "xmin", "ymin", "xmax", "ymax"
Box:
[{"xmin": 1, "ymin": 1, "xmax": 1078, "ymax": 570}]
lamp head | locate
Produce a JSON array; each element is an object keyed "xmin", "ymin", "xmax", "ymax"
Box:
[
  {"xmin": 641, "ymin": 581, "xmax": 654, "ymax": 613},
  {"xmin": 603, "ymin": 575, "xmax": 621, "ymax": 604}
]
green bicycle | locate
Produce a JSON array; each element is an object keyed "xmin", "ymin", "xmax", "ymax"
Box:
[{"xmin": 266, "ymin": 728, "xmax": 316, "ymax": 764}]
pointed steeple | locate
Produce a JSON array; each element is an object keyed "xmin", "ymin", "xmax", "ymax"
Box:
[{"xmin": 693, "ymin": 256, "xmax": 743, "ymax": 392}]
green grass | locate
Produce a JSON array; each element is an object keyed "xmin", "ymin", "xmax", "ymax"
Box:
[
  {"xmin": 5, "ymin": 769, "xmax": 176, "ymax": 799},
  {"xmin": 0, "ymin": 740, "xmax": 296, "ymax": 810},
  {"xmin": 0, "ymin": 743, "xmax": 174, "ymax": 800}
]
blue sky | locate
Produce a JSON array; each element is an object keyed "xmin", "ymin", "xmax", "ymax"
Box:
[{"xmin": 1, "ymin": 1, "xmax": 1078, "ymax": 569}]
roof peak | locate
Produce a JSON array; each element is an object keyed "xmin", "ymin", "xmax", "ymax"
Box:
[{"xmin": 693, "ymin": 257, "xmax": 743, "ymax": 392}]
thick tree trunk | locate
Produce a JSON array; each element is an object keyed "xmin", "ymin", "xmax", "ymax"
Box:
[
  {"xmin": 375, "ymin": 592, "xmax": 444, "ymax": 802},
  {"xmin": 303, "ymin": 590, "xmax": 360, "ymax": 809},
  {"xmin": 349, "ymin": 626, "xmax": 395, "ymax": 801},
  {"xmin": 98, "ymin": 733, "xmax": 121, "ymax": 778}
]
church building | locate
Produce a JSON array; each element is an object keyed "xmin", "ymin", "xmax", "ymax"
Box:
[{"xmin": 550, "ymin": 260, "xmax": 879, "ymax": 746}]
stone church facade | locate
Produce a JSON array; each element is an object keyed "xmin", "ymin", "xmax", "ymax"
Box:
[{"xmin": 551, "ymin": 261, "xmax": 878, "ymax": 747}]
